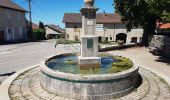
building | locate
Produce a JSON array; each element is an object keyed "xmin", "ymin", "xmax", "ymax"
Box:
[
  {"xmin": 62, "ymin": 13, "xmax": 143, "ymax": 44},
  {"xmin": 45, "ymin": 24, "xmax": 65, "ymax": 39},
  {"xmin": 156, "ymin": 21, "xmax": 170, "ymax": 36},
  {"xmin": 0, "ymin": 0, "xmax": 27, "ymax": 43},
  {"xmin": 32, "ymin": 23, "xmax": 39, "ymax": 30}
]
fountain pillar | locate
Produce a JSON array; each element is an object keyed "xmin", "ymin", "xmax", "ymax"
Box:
[{"xmin": 78, "ymin": 0, "xmax": 101, "ymax": 68}]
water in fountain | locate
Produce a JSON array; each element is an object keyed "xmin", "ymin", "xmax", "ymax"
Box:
[{"xmin": 46, "ymin": 54, "xmax": 133, "ymax": 74}]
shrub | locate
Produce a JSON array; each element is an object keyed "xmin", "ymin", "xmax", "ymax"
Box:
[
  {"xmin": 117, "ymin": 40, "xmax": 125, "ymax": 45},
  {"xmin": 32, "ymin": 29, "xmax": 46, "ymax": 40},
  {"xmin": 57, "ymin": 39, "xmax": 80, "ymax": 44},
  {"xmin": 59, "ymin": 33, "xmax": 66, "ymax": 39}
]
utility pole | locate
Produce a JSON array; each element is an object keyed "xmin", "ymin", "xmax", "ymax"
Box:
[{"xmin": 28, "ymin": 0, "xmax": 33, "ymax": 39}]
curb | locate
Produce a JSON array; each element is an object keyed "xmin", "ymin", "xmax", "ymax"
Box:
[
  {"xmin": 0, "ymin": 65, "xmax": 38, "ymax": 100},
  {"xmin": 129, "ymin": 57, "xmax": 170, "ymax": 86}
]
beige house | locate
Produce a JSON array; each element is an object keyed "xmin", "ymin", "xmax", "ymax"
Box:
[
  {"xmin": 45, "ymin": 25, "xmax": 65, "ymax": 39},
  {"xmin": 62, "ymin": 13, "xmax": 143, "ymax": 44},
  {"xmin": 0, "ymin": 0, "xmax": 27, "ymax": 42}
]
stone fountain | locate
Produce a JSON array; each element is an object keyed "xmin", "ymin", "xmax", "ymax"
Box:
[
  {"xmin": 40, "ymin": 0, "xmax": 139, "ymax": 100},
  {"xmin": 78, "ymin": 0, "xmax": 100, "ymax": 69}
]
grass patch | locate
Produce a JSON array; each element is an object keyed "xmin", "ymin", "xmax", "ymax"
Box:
[
  {"xmin": 57, "ymin": 39, "xmax": 80, "ymax": 44},
  {"xmin": 159, "ymin": 77, "xmax": 166, "ymax": 84},
  {"xmin": 99, "ymin": 54, "xmax": 133, "ymax": 73}
]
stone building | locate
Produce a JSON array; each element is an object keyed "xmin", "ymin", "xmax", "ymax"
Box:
[
  {"xmin": 0, "ymin": 0, "xmax": 27, "ymax": 43},
  {"xmin": 62, "ymin": 13, "xmax": 143, "ymax": 44}
]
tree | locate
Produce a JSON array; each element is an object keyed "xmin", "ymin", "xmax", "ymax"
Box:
[
  {"xmin": 114, "ymin": 0, "xmax": 170, "ymax": 46},
  {"xmin": 39, "ymin": 21, "xmax": 45, "ymax": 30}
]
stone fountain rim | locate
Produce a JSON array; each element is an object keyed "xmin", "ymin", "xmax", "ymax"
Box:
[{"xmin": 40, "ymin": 53, "xmax": 139, "ymax": 83}]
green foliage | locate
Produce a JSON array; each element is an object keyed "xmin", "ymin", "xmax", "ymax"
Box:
[
  {"xmin": 32, "ymin": 29, "xmax": 46, "ymax": 40},
  {"xmin": 114, "ymin": 0, "xmax": 170, "ymax": 46},
  {"xmin": 109, "ymin": 56, "xmax": 133, "ymax": 73},
  {"xmin": 59, "ymin": 33, "xmax": 66, "ymax": 39},
  {"xmin": 145, "ymin": 0, "xmax": 170, "ymax": 22},
  {"xmin": 98, "ymin": 54, "xmax": 133, "ymax": 73},
  {"xmin": 39, "ymin": 21, "xmax": 45, "ymax": 30},
  {"xmin": 117, "ymin": 40, "xmax": 125, "ymax": 45},
  {"xmin": 57, "ymin": 39, "xmax": 80, "ymax": 44}
]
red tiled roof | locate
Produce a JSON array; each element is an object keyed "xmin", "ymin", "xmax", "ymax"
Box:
[
  {"xmin": 32, "ymin": 23, "xmax": 39, "ymax": 29},
  {"xmin": 159, "ymin": 23, "xmax": 170, "ymax": 29},
  {"xmin": 62, "ymin": 13, "xmax": 122, "ymax": 24},
  {"xmin": 46, "ymin": 24, "xmax": 65, "ymax": 33},
  {"xmin": 0, "ymin": 0, "xmax": 26, "ymax": 12}
]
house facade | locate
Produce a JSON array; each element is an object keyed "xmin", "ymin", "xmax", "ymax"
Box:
[
  {"xmin": 0, "ymin": 0, "xmax": 27, "ymax": 43},
  {"xmin": 45, "ymin": 25, "xmax": 65, "ymax": 39},
  {"xmin": 63, "ymin": 13, "xmax": 143, "ymax": 44}
]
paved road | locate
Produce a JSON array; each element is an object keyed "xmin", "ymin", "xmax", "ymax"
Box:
[
  {"xmin": 0, "ymin": 40, "xmax": 79, "ymax": 75},
  {"xmin": 108, "ymin": 47, "xmax": 170, "ymax": 85}
]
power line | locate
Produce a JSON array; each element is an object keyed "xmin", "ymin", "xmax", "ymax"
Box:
[{"xmin": 31, "ymin": 1, "xmax": 57, "ymax": 20}]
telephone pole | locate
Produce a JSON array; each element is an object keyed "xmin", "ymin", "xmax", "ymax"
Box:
[{"xmin": 28, "ymin": 0, "xmax": 33, "ymax": 39}]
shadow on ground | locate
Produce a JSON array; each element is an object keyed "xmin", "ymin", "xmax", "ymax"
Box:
[{"xmin": 155, "ymin": 56, "xmax": 170, "ymax": 65}]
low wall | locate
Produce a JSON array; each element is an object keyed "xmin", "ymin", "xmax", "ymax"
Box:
[
  {"xmin": 99, "ymin": 44, "xmax": 140, "ymax": 52},
  {"xmin": 40, "ymin": 54, "xmax": 139, "ymax": 100},
  {"xmin": 149, "ymin": 35, "xmax": 170, "ymax": 58}
]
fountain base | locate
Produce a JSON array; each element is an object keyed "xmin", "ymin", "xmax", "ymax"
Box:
[
  {"xmin": 78, "ymin": 56, "xmax": 101, "ymax": 69},
  {"xmin": 40, "ymin": 53, "xmax": 139, "ymax": 100}
]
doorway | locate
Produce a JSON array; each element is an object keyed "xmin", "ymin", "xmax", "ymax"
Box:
[
  {"xmin": 131, "ymin": 37, "xmax": 138, "ymax": 43},
  {"xmin": 116, "ymin": 33, "xmax": 127, "ymax": 43},
  {"xmin": 0, "ymin": 31, "xmax": 4, "ymax": 43}
]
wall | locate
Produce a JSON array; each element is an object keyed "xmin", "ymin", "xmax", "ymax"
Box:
[
  {"xmin": 0, "ymin": 7, "xmax": 27, "ymax": 42},
  {"xmin": 65, "ymin": 23, "xmax": 143, "ymax": 44},
  {"xmin": 150, "ymin": 35, "xmax": 170, "ymax": 58}
]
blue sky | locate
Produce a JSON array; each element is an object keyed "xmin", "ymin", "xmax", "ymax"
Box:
[{"xmin": 13, "ymin": 0, "xmax": 114, "ymax": 28}]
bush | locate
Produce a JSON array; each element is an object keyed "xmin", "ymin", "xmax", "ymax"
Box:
[
  {"xmin": 117, "ymin": 40, "xmax": 125, "ymax": 45},
  {"xmin": 57, "ymin": 39, "xmax": 80, "ymax": 44},
  {"xmin": 32, "ymin": 29, "xmax": 46, "ymax": 40},
  {"xmin": 59, "ymin": 33, "xmax": 66, "ymax": 39}
]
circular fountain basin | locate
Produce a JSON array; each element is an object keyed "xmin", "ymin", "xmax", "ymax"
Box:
[{"xmin": 40, "ymin": 53, "xmax": 139, "ymax": 100}]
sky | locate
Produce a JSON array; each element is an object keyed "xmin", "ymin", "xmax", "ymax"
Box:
[{"xmin": 13, "ymin": 0, "xmax": 114, "ymax": 28}]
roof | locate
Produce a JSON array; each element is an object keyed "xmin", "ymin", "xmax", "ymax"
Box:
[
  {"xmin": 32, "ymin": 23, "xmax": 39, "ymax": 30},
  {"xmin": 62, "ymin": 13, "xmax": 122, "ymax": 24},
  {"xmin": 45, "ymin": 24, "xmax": 65, "ymax": 33},
  {"xmin": 159, "ymin": 23, "xmax": 170, "ymax": 29},
  {"xmin": 0, "ymin": 0, "xmax": 26, "ymax": 12}
]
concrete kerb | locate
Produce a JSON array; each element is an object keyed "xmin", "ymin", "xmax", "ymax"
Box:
[
  {"xmin": 129, "ymin": 57, "xmax": 170, "ymax": 86},
  {"xmin": 0, "ymin": 64, "xmax": 39, "ymax": 100},
  {"xmin": 139, "ymin": 66, "xmax": 170, "ymax": 86}
]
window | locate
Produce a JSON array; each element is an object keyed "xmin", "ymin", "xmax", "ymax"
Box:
[
  {"xmin": 105, "ymin": 37, "xmax": 108, "ymax": 42},
  {"xmin": 110, "ymin": 37, "xmax": 112, "ymax": 40},
  {"xmin": 6, "ymin": 9, "xmax": 10, "ymax": 20},
  {"xmin": 74, "ymin": 26, "xmax": 79, "ymax": 32},
  {"xmin": 131, "ymin": 37, "xmax": 137, "ymax": 43},
  {"xmin": 19, "ymin": 27, "xmax": 23, "ymax": 36}
]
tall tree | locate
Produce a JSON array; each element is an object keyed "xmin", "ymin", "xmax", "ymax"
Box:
[
  {"xmin": 39, "ymin": 21, "xmax": 45, "ymax": 30},
  {"xmin": 114, "ymin": 0, "xmax": 170, "ymax": 46}
]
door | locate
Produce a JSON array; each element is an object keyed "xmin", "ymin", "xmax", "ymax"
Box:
[
  {"xmin": 116, "ymin": 33, "xmax": 127, "ymax": 43},
  {"xmin": 98, "ymin": 36, "xmax": 102, "ymax": 43},
  {"xmin": 0, "ymin": 31, "xmax": 4, "ymax": 43},
  {"xmin": 6, "ymin": 27, "xmax": 12, "ymax": 41}
]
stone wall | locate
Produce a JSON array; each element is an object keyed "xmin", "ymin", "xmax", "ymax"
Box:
[
  {"xmin": 149, "ymin": 35, "xmax": 170, "ymax": 58},
  {"xmin": 40, "ymin": 54, "xmax": 139, "ymax": 100},
  {"xmin": 0, "ymin": 7, "xmax": 27, "ymax": 41}
]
